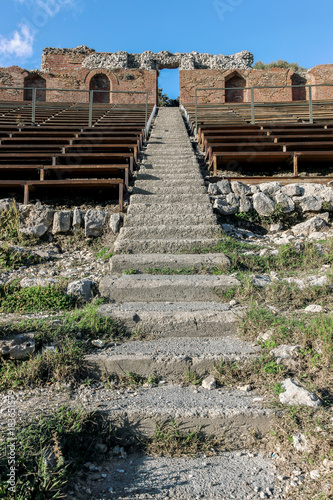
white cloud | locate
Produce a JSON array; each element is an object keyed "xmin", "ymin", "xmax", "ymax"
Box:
[{"xmin": 0, "ymin": 24, "xmax": 34, "ymax": 59}]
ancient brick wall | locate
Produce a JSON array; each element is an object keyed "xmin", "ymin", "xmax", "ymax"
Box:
[
  {"xmin": 1, "ymin": 47, "xmax": 333, "ymax": 107},
  {"xmin": 179, "ymin": 68, "xmax": 295, "ymax": 104},
  {"xmin": 307, "ymin": 65, "xmax": 333, "ymax": 100},
  {"xmin": 0, "ymin": 48, "xmax": 158, "ymax": 105}
]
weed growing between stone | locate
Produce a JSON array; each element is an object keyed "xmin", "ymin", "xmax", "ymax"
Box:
[
  {"xmin": 0, "ymin": 337, "xmax": 85, "ymax": 391},
  {"xmin": 163, "ymin": 236, "xmax": 333, "ymax": 275},
  {"xmin": 266, "ymin": 407, "xmax": 333, "ymax": 499},
  {"xmin": 0, "ymin": 244, "xmax": 42, "ymax": 270},
  {"xmin": 146, "ymin": 421, "xmax": 224, "ymax": 458},
  {"xmin": 223, "ymin": 304, "xmax": 333, "ymax": 498},
  {"xmin": 0, "ymin": 205, "xmax": 38, "ymax": 246},
  {"xmin": 0, "ymin": 407, "xmax": 119, "ymax": 500},
  {"xmin": 0, "ymin": 302, "xmax": 130, "ymax": 390},
  {"xmin": 94, "ymin": 247, "xmax": 114, "ymax": 261},
  {"xmin": 217, "ymin": 277, "xmax": 333, "ymax": 309}
]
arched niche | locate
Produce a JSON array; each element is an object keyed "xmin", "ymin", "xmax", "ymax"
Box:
[
  {"xmin": 24, "ymin": 74, "xmax": 46, "ymax": 101},
  {"xmin": 89, "ymin": 73, "xmax": 110, "ymax": 103},
  {"xmin": 291, "ymin": 74, "xmax": 307, "ymax": 101},
  {"xmin": 225, "ymin": 73, "xmax": 246, "ymax": 103}
]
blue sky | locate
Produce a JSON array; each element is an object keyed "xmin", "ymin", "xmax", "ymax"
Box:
[{"xmin": 1, "ymin": 0, "xmax": 332, "ymax": 98}]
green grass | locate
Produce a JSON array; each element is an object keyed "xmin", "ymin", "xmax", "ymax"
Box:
[
  {"xmin": 146, "ymin": 421, "xmax": 223, "ymax": 457},
  {"xmin": 95, "ymin": 247, "xmax": 114, "ymax": 261},
  {"xmin": 0, "ymin": 337, "xmax": 85, "ymax": 391},
  {"xmin": 0, "ymin": 302, "xmax": 130, "ymax": 390},
  {"xmin": 186, "ymin": 236, "xmax": 333, "ymax": 275},
  {"xmin": 0, "ymin": 284, "xmax": 75, "ymax": 313},
  {"xmin": 0, "ymin": 244, "xmax": 42, "ymax": 270},
  {"xmin": 0, "ymin": 205, "xmax": 38, "ymax": 245},
  {"xmin": 0, "ymin": 407, "xmax": 118, "ymax": 499}
]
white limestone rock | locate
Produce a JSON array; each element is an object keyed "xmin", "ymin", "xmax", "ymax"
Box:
[
  {"xmin": 216, "ymin": 179, "xmax": 231, "ymax": 195},
  {"xmin": 292, "ymin": 215, "xmax": 328, "ymax": 236},
  {"xmin": 110, "ymin": 213, "xmax": 123, "ymax": 234},
  {"xmin": 85, "ymin": 210, "xmax": 106, "ymax": 237},
  {"xmin": 258, "ymin": 182, "xmax": 282, "ymax": 196},
  {"xmin": 67, "ymin": 279, "xmax": 95, "ymax": 302},
  {"xmin": 52, "ymin": 211, "xmax": 72, "ymax": 234},
  {"xmin": 274, "ymin": 191, "xmax": 295, "ymax": 213},
  {"xmin": 19, "ymin": 205, "xmax": 54, "ymax": 237},
  {"xmin": 281, "ymin": 184, "xmax": 303, "ymax": 197},
  {"xmin": 295, "ymin": 195, "xmax": 322, "ymax": 213},
  {"xmin": 0, "ymin": 333, "xmax": 35, "ymax": 359},
  {"xmin": 231, "ymin": 181, "xmax": 251, "ymax": 196},
  {"xmin": 202, "ymin": 375, "xmax": 217, "ymax": 391},
  {"xmin": 252, "ymin": 192, "xmax": 275, "ymax": 216},
  {"xmin": 279, "ymin": 378, "xmax": 322, "ymax": 407}
]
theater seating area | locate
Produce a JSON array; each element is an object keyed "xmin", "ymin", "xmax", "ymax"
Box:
[
  {"xmin": 184, "ymin": 102, "xmax": 333, "ymax": 179},
  {"xmin": 0, "ymin": 101, "xmax": 154, "ymax": 208}
]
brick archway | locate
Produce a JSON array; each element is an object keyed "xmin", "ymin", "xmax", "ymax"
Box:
[
  {"xmin": 89, "ymin": 73, "xmax": 111, "ymax": 103},
  {"xmin": 225, "ymin": 72, "xmax": 246, "ymax": 103},
  {"xmin": 24, "ymin": 74, "xmax": 46, "ymax": 101}
]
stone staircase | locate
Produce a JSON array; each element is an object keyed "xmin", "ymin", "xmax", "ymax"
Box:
[
  {"xmin": 114, "ymin": 107, "xmax": 219, "ymax": 254},
  {"xmin": 96, "ymin": 108, "xmax": 273, "ymax": 450}
]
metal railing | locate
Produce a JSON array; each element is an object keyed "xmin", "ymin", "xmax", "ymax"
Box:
[
  {"xmin": 0, "ymin": 87, "xmax": 150, "ymax": 128},
  {"xmin": 145, "ymin": 105, "xmax": 157, "ymax": 137},
  {"xmin": 194, "ymin": 83, "xmax": 333, "ymax": 133}
]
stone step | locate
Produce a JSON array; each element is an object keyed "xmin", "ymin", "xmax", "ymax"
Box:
[
  {"xmin": 127, "ymin": 203, "xmax": 213, "ymax": 216},
  {"xmin": 133, "ymin": 179, "xmax": 205, "ymax": 188},
  {"xmin": 86, "ymin": 336, "xmax": 261, "ymax": 382},
  {"xmin": 132, "ymin": 185, "xmax": 206, "ymax": 195},
  {"xmin": 123, "ymin": 213, "xmax": 217, "ymax": 227},
  {"xmin": 99, "ymin": 274, "xmax": 239, "ymax": 302},
  {"xmin": 129, "ymin": 194, "xmax": 210, "ymax": 204},
  {"xmin": 135, "ymin": 172, "xmax": 204, "ymax": 181},
  {"xmin": 117, "ymin": 224, "xmax": 220, "ymax": 240},
  {"xmin": 99, "ymin": 302, "xmax": 241, "ymax": 337},
  {"xmin": 109, "ymin": 253, "xmax": 229, "ymax": 273},
  {"xmin": 73, "ymin": 451, "xmax": 280, "ymax": 499},
  {"xmin": 139, "ymin": 167, "xmax": 200, "ymax": 174},
  {"xmin": 114, "ymin": 238, "xmax": 218, "ymax": 253},
  {"xmin": 18, "ymin": 385, "xmax": 273, "ymax": 448}
]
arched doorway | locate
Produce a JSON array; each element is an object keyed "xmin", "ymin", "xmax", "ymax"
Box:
[
  {"xmin": 24, "ymin": 75, "xmax": 46, "ymax": 101},
  {"xmin": 225, "ymin": 74, "xmax": 246, "ymax": 103},
  {"xmin": 89, "ymin": 74, "xmax": 110, "ymax": 103},
  {"xmin": 291, "ymin": 74, "xmax": 307, "ymax": 101}
]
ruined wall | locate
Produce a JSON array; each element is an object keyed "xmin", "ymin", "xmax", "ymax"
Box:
[
  {"xmin": 307, "ymin": 65, "xmax": 333, "ymax": 100},
  {"xmin": 180, "ymin": 68, "xmax": 295, "ymax": 104},
  {"xmin": 1, "ymin": 46, "xmax": 333, "ymax": 106},
  {"xmin": 0, "ymin": 46, "xmax": 158, "ymax": 104}
]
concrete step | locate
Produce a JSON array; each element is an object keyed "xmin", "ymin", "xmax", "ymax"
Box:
[
  {"xmin": 114, "ymin": 238, "xmax": 218, "ymax": 253},
  {"xmin": 74, "ymin": 451, "xmax": 280, "ymax": 499},
  {"xmin": 123, "ymin": 213, "xmax": 217, "ymax": 227},
  {"xmin": 99, "ymin": 301, "xmax": 242, "ymax": 337},
  {"xmin": 129, "ymin": 194, "xmax": 210, "ymax": 204},
  {"xmin": 109, "ymin": 253, "xmax": 230, "ymax": 274},
  {"xmin": 127, "ymin": 203, "xmax": 213, "ymax": 216},
  {"xmin": 18, "ymin": 385, "xmax": 273, "ymax": 447},
  {"xmin": 132, "ymin": 185, "xmax": 206, "ymax": 195},
  {"xmin": 86, "ymin": 336, "xmax": 261, "ymax": 382},
  {"xmin": 133, "ymin": 179, "xmax": 205, "ymax": 188},
  {"xmin": 99, "ymin": 274, "xmax": 239, "ymax": 302},
  {"xmin": 117, "ymin": 225, "xmax": 220, "ymax": 240},
  {"xmin": 135, "ymin": 172, "xmax": 204, "ymax": 181}
]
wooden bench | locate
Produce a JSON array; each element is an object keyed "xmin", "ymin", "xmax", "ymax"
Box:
[
  {"xmin": 211, "ymin": 151, "xmax": 295, "ymax": 176},
  {"xmin": 0, "ymin": 179, "xmax": 124, "ymax": 209}
]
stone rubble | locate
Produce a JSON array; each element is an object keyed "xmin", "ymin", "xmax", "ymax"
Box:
[{"xmin": 79, "ymin": 48, "xmax": 254, "ymax": 71}]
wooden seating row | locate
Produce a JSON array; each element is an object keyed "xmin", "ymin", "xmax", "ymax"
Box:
[{"xmin": 0, "ymin": 103, "xmax": 154, "ymax": 207}]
